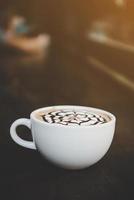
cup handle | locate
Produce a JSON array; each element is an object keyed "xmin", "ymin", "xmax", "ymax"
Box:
[{"xmin": 10, "ymin": 118, "xmax": 36, "ymax": 150}]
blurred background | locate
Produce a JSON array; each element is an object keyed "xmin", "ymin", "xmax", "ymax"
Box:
[
  {"xmin": 0, "ymin": 0, "xmax": 134, "ymax": 199},
  {"xmin": 1, "ymin": 0, "xmax": 134, "ymax": 139}
]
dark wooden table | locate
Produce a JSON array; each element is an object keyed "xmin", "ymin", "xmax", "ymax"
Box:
[{"xmin": 0, "ymin": 40, "xmax": 134, "ymax": 200}]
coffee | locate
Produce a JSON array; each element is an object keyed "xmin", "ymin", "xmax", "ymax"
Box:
[
  {"xmin": 36, "ymin": 109, "xmax": 110, "ymax": 126},
  {"xmin": 10, "ymin": 105, "xmax": 116, "ymax": 169}
]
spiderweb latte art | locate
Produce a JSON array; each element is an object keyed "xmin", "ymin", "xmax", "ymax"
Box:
[{"xmin": 41, "ymin": 110, "xmax": 108, "ymax": 126}]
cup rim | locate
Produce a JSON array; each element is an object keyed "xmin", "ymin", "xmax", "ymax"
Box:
[{"xmin": 30, "ymin": 105, "xmax": 116, "ymax": 128}]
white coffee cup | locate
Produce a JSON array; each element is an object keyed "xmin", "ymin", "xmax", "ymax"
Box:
[{"xmin": 10, "ymin": 105, "xmax": 116, "ymax": 169}]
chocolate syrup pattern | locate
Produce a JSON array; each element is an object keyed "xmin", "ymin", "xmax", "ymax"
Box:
[{"xmin": 41, "ymin": 110, "xmax": 107, "ymax": 126}]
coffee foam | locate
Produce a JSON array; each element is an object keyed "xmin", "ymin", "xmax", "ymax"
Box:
[{"xmin": 35, "ymin": 109, "xmax": 111, "ymax": 126}]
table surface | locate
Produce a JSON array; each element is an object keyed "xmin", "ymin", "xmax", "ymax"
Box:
[{"xmin": 0, "ymin": 40, "xmax": 134, "ymax": 200}]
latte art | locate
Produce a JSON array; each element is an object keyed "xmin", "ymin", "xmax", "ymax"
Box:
[{"xmin": 41, "ymin": 110, "xmax": 108, "ymax": 126}]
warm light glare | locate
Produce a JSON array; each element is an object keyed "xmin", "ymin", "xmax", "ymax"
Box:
[{"xmin": 115, "ymin": 0, "xmax": 125, "ymax": 7}]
